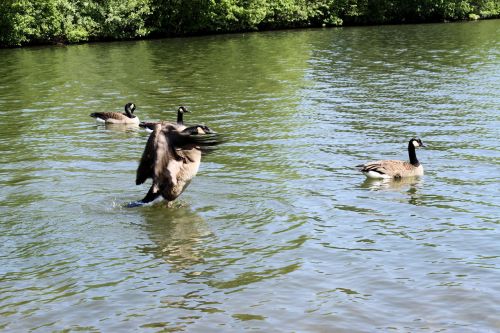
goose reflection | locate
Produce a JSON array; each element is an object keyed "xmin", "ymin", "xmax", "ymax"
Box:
[
  {"xmin": 360, "ymin": 177, "xmax": 424, "ymax": 205},
  {"xmin": 100, "ymin": 123, "xmax": 141, "ymax": 133},
  {"xmin": 137, "ymin": 204, "xmax": 212, "ymax": 271},
  {"xmin": 360, "ymin": 177, "xmax": 422, "ymax": 190}
]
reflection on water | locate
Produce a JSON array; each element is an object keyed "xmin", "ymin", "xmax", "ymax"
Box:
[
  {"xmin": 360, "ymin": 176, "xmax": 423, "ymax": 191},
  {"xmin": 138, "ymin": 204, "xmax": 211, "ymax": 271},
  {"xmin": 0, "ymin": 20, "xmax": 499, "ymax": 332},
  {"xmin": 360, "ymin": 177, "xmax": 424, "ymax": 205},
  {"xmin": 101, "ymin": 123, "xmax": 141, "ymax": 132}
]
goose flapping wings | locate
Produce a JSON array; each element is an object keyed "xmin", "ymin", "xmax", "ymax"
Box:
[{"xmin": 133, "ymin": 123, "xmax": 223, "ymax": 206}]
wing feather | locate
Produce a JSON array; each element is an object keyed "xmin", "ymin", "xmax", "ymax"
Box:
[
  {"xmin": 136, "ymin": 125, "xmax": 165, "ymax": 185},
  {"xmin": 136, "ymin": 124, "xmax": 182, "ymax": 186},
  {"xmin": 90, "ymin": 112, "xmax": 128, "ymax": 121},
  {"xmin": 358, "ymin": 160, "xmax": 414, "ymax": 177},
  {"xmin": 136, "ymin": 123, "xmax": 225, "ymax": 200}
]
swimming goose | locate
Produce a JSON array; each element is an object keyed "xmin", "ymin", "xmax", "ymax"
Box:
[
  {"xmin": 90, "ymin": 103, "xmax": 139, "ymax": 125},
  {"xmin": 128, "ymin": 123, "xmax": 223, "ymax": 207},
  {"xmin": 357, "ymin": 138, "xmax": 426, "ymax": 179},
  {"xmin": 139, "ymin": 106, "xmax": 190, "ymax": 131}
]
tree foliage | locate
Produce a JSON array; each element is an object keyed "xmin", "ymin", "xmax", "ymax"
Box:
[{"xmin": 0, "ymin": 0, "xmax": 498, "ymax": 47}]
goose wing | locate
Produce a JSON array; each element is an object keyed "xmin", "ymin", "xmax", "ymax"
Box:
[
  {"xmin": 135, "ymin": 124, "xmax": 197, "ymax": 185},
  {"xmin": 136, "ymin": 124, "xmax": 224, "ymax": 185},
  {"xmin": 136, "ymin": 124, "xmax": 173, "ymax": 185},
  {"xmin": 357, "ymin": 160, "xmax": 414, "ymax": 177},
  {"xmin": 90, "ymin": 112, "xmax": 129, "ymax": 121},
  {"xmin": 178, "ymin": 125, "xmax": 225, "ymax": 155},
  {"xmin": 181, "ymin": 124, "xmax": 216, "ymax": 135}
]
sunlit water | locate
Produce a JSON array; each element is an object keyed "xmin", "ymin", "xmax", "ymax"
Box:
[{"xmin": 1, "ymin": 20, "xmax": 499, "ymax": 332}]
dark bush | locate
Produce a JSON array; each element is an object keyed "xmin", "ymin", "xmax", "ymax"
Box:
[{"xmin": 1, "ymin": 0, "xmax": 498, "ymax": 47}]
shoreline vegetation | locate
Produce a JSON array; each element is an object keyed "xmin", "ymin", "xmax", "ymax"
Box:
[{"xmin": 1, "ymin": 0, "xmax": 499, "ymax": 48}]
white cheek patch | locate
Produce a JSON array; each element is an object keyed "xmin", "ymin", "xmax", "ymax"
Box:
[{"xmin": 413, "ymin": 140, "xmax": 419, "ymax": 147}]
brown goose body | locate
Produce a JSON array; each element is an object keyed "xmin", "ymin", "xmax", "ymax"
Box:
[
  {"xmin": 358, "ymin": 160, "xmax": 424, "ymax": 179},
  {"xmin": 91, "ymin": 103, "xmax": 139, "ymax": 124},
  {"xmin": 131, "ymin": 123, "xmax": 222, "ymax": 206},
  {"xmin": 357, "ymin": 138, "xmax": 425, "ymax": 179}
]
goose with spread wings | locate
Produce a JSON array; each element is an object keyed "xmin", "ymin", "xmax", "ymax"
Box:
[{"xmin": 128, "ymin": 123, "xmax": 223, "ymax": 207}]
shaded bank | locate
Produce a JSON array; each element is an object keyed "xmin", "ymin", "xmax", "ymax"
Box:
[{"xmin": 1, "ymin": 0, "xmax": 499, "ymax": 48}]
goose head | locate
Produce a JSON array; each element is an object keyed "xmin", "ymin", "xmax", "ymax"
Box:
[
  {"xmin": 410, "ymin": 138, "xmax": 425, "ymax": 148},
  {"xmin": 125, "ymin": 103, "xmax": 137, "ymax": 117},
  {"xmin": 178, "ymin": 106, "xmax": 190, "ymax": 115}
]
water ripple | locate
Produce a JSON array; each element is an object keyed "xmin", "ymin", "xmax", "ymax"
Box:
[{"xmin": 0, "ymin": 20, "xmax": 499, "ymax": 332}]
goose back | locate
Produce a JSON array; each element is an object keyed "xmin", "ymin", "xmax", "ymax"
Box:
[
  {"xmin": 90, "ymin": 103, "xmax": 139, "ymax": 124},
  {"xmin": 358, "ymin": 160, "xmax": 424, "ymax": 179}
]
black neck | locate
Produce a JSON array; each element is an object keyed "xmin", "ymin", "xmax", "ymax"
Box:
[
  {"xmin": 177, "ymin": 111, "xmax": 184, "ymax": 125},
  {"xmin": 408, "ymin": 141, "xmax": 419, "ymax": 166},
  {"xmin": 125, "ymin": 110, "xmax": 135, "ymax": 118}
]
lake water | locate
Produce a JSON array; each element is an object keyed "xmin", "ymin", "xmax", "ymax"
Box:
[{"xmin": 0, "ymin": 20, "xmax": 499, "ymax": 332}]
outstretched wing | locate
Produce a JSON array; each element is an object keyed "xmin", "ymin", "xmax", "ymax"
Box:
[
  {"xmin": 136, "ymin": 128, "xmax": 157, "ymax": 185},
  {"xmin": 176, "ymin": 125, "xmax": 225, "ymax": 154},
  {"xmin": 136, "ymin": 124, "xmax": 225, "ymax": 185},
  {"xmin": 136, "ymin": 124, "xmax": 175, "ymax": 185},
  {"xmin": 181, "ymin": 124, "xmax": 216, "ymax": 135}
]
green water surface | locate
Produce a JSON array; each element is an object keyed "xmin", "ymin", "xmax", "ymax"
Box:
[{"xmin": 0, "ymin": 20, "xmax": 499, "ymax": 332}]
